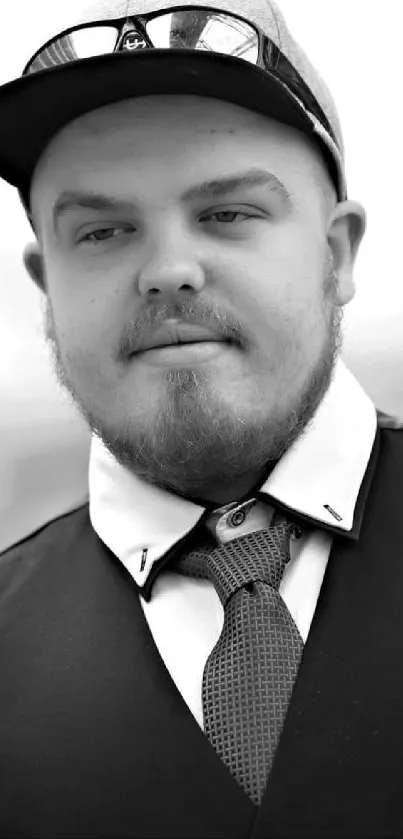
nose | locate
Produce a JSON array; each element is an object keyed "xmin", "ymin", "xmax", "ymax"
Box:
[
  {"xmin": 138, "ymin": 259, "xmax": 205, "ymax": 298},
  {"xmin": 137, "ymin": 236, "xmax": 206, "ymax": 299}
]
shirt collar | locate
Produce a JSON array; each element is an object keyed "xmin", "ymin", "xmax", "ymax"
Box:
[{"xmin": 89, "ymin": 358, "xmax": 377, "ymax": 591}]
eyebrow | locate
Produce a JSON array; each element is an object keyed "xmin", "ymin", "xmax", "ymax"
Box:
[{"xmin": 52, "ymin": 167, "xmax": 292, "ymax": 229}]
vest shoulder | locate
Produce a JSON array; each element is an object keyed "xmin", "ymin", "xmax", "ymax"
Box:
[
  {"xmin": 377, "ymin": 410, "xmax": 403, "ymax": 430},
  {"xmin": 0, "ymin": 503, "xmax": 90, "ymax": 566}
]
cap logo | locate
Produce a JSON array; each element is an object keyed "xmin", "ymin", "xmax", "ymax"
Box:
[{"xmin": 120, "ymin": 31, "xmax": 149, "ymax": 51}]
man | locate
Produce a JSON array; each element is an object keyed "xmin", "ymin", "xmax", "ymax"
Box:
[{"xmin": 0, "ymin": 1, "xmax": 402, "ymax": 837}]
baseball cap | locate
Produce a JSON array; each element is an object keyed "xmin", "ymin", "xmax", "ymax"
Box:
[{"xmin": 0, "ymin": 0, "xmax": 347, "ymax": 212}]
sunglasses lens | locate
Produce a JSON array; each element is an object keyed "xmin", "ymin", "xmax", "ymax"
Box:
[
  {"xmin": 147, "ymin": 11, "xmax": 258, "ymax": 63},
  {"xmin": 27, "ymin": 26, "xmax": 119, "ymax": 74}
]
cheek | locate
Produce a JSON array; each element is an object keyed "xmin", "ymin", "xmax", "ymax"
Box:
[
  {"xmin": 47, "ymin": 288, "xmax": 113, "ymax": 374},
  {"xmin": 240, "ymin": 278, "xmax": 307, "ymax": 343},
  {"xmin": 240, "ymin": 267, "xmax": 326, "ymax": 377},
  {"xmin": 45, "ymin": 259, "xmax": 115, "ymax": 338}
]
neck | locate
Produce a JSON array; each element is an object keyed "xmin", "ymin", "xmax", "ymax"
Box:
[{"xmin": 175, "ymin": 462, "xmax": 278, "ymax": 509}]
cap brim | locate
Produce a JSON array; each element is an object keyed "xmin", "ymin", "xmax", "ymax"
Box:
[{"xmin": 0, "ymin": 50, "xmax": 314, "ymax": 194}]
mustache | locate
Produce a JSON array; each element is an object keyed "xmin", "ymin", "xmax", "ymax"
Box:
[{"xmin": 119, "ymin": 298, "xmax": 248, "ymax": 358}]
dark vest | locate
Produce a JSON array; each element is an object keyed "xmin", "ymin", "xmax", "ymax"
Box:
[{"xmin": 1, "ymin": 424, "xmax": 403, "ymax": 838}]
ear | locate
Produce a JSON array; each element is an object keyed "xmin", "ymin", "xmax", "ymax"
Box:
[
  {"xmin": 23, "ymin": 242, "xmax": 47, "ymax": 294},
  {"xmin": 326, "ymin": 199, "xmax": 366, "ymax": 305}
]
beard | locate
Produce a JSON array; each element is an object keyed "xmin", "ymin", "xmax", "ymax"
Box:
[{"xmin": 41, "ymin": 271, "xmax": 343, "ymax": 506}]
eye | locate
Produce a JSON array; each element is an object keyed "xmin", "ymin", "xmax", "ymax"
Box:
[
  {"xmin": 80, "ymin": 226, "xmax": 131, "ymax": 243},
  {"xmin": 201, "ymin": 210, "xmax": 255, "ymax": 225}
]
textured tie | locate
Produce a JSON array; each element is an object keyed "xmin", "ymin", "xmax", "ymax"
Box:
[{"xmin": 175, "ymin": 512, "xmax": 304, "ymax": 805}]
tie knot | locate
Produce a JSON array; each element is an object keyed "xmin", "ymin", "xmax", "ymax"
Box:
[{"xmin": 177, "ymin": 516, "xmax": 294, "ymax": 607}]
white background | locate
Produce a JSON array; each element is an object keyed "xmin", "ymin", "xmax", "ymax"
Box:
[{"xmin": 1, "ymin": 1, "xmax": 402, "ymax": 549}]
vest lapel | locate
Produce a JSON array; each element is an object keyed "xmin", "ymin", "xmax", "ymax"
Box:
[
  {"xmin": 0, "ymin": 514, "xmax": 256, "ymax": 838},
  {"xmin": 107, "ymin": 560, "xmax": 258, "ymax": 836},
  {"xmin": 252, "ymin": 426, "xmax": 403, "ymax": 837}
]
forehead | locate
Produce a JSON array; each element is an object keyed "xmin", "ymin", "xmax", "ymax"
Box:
[{"xmin": 30, "ymin": 95, "xmax": 323, "ymax": 210}]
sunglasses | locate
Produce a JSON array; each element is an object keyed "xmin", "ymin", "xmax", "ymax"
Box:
[{"xmin": 23, "ymin": 4, "xmax": 338, "ymax": 149}]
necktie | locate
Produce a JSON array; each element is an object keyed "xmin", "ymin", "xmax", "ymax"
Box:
[{"xmin": 175, "ymin": 512, "xmax": 303, "ymax": 805}]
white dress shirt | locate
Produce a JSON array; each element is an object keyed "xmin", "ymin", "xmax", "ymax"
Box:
[{"xmin": 89, "ymin": 358, "xmax": 377, "ymax": 728}]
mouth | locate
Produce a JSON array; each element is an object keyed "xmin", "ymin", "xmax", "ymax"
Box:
[
  {"xmin": 137, "ymin": 337, "xmax": 231, "ymax": 351},
  {"xmin": 132, "ymin": 320, "xmax": 237, "ymax": 354},
  {"xmin": 132, "ymin": 339, "xmax": 235, "ymax": 366}
]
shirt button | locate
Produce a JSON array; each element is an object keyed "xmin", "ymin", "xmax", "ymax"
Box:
[
  {"xmin": 291, "ymin": 525, "xmax": 302, "ymax": 540},
  {"xmin": 229, "ymin": 509, "xmax": 246, "ymax": 527}
]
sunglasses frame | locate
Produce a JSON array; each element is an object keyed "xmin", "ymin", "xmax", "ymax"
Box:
[{"xmin": 23, "ymin": 4, "xmax": 338, "ymax": 148}]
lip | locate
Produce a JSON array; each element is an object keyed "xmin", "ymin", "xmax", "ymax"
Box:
[
  {"xmin": 134, "ymin": 340, "xmax": 234, "ymax": 367},
  {"xmin": 134, "ymin": 320, "xmax": 230, "ymax": 354}
]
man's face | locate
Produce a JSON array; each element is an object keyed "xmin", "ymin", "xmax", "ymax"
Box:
[{"xmin": 27, "ymin": 95, "xmax": 353, "ymax": 505}]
